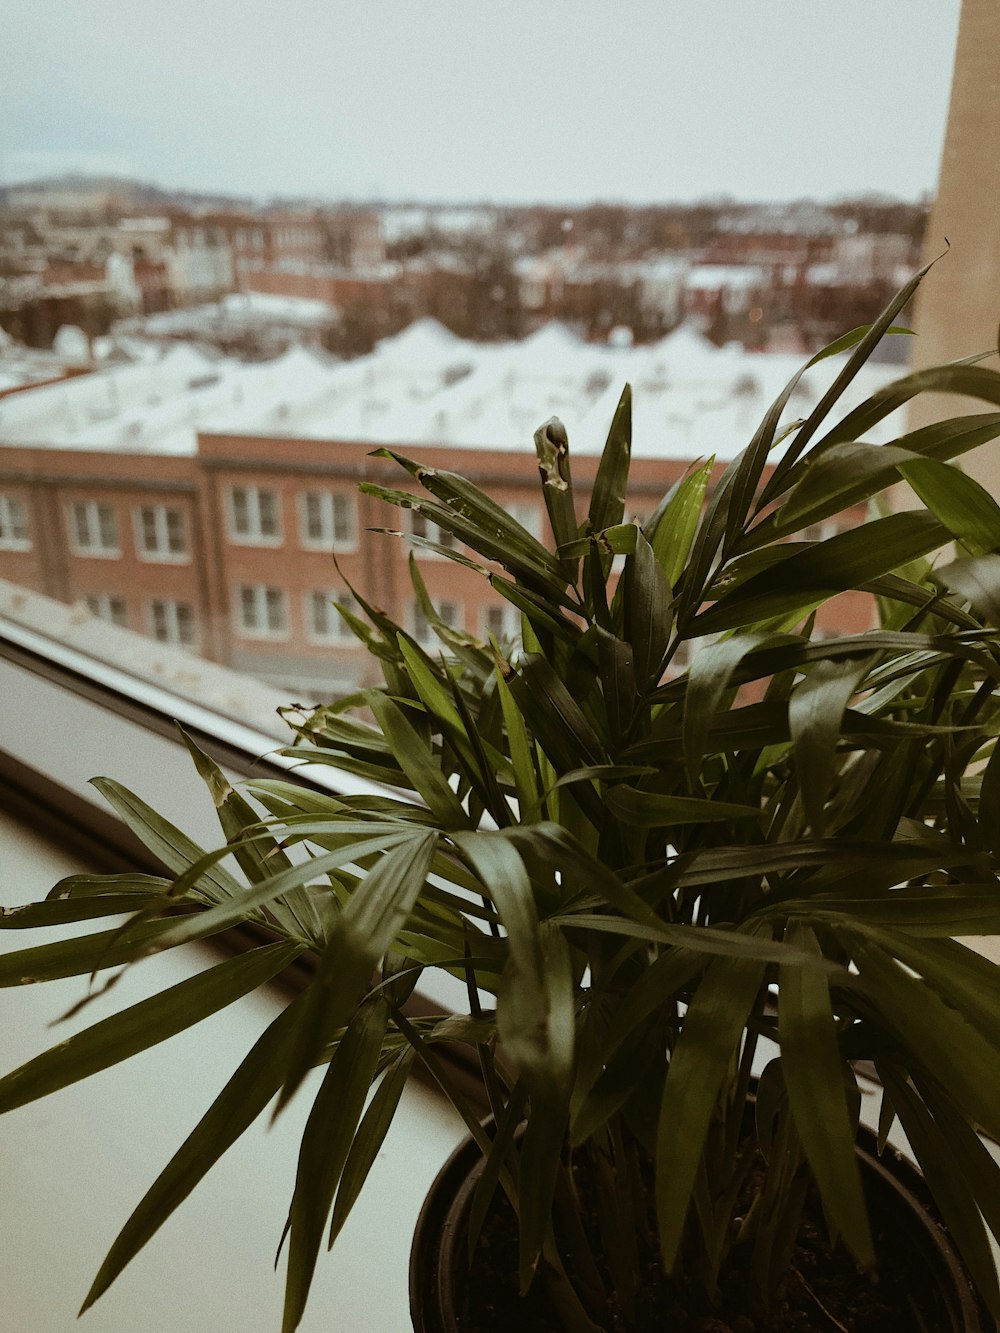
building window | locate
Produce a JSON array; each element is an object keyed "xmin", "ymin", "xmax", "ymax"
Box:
[
  {"xmin": 299, "ymin": 491, "xmax": 357, "ymax": 550},
  {"xmin": 149, "ymin": 599, "xmax": 197, "ymax": 647},
  {"xmin": 84, "ymin": 593, "xmax": 128, "ymax": 627},
  {"xmin": 410, "ymin": 510, "xmax": 456, "ymax": 558},
  {"xmin": 227, "ymin": 486, "xmax": 282, "ymax": 545},
  {"xmin": 305, "ymin": 590, "xmax": 359, "ymax": 644},
  {"xmin": 0, "ymin": 494, "xmax": 30, "ymax": 550},
  {"xmin": 68, "ymin": 501, "xmax": 119, "ymax": 557},
  {"xmin": 506, "ymin": 502, "xmax": 543, "ymax": 540},
  {"xmin": 134, "ymin": 504, "xmax": 189, "ymax": 561},
  {"xmin": 483, "ymin": 601, "xmax": 521, "ymax": 644},
  {"xmin": 234, "ymin": 583, "xmax": 288, "ymax": 639},
  {"xmin": 802, "ymin": 520, "xmax": 844, "ymax": 542},
  {"xmin": 411, "ymin": 600, "xmax": 460, "ymax": 646}
]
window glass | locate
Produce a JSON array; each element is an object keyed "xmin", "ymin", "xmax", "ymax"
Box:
[
  {"xmin": 235, "ymin": 583, "xmax": 289, "ymax": 638},
  {"xmin": 306, "ymin": 590, "xmax": 358, "ymax": 643},
  {"xmin": 300, "ymin": 491, "xmax": 356, "ymax": 549},
  {"xmin": 506, "ymin": 502, "xmax": 543, "ymax": 540},
  {"xmin": 135, "ymin": 505, "xmax": 188, "ymax": 560},
  {"xmin": 411, "ymin": 600, "xmax": 460, "ymax": 645},
  {"xmin": 84, "ymin": 593, "xmax": 128, "ymax": 627},
  {"xmin": 484, "ymin": 601, "xmax": 520, "ymax": 643},
  {"xmin": 259, "ymin": 490, "xmax": 280, "ymax": 539},
  {"xmin": 69, "ymin": 502, "xmax": 119, "ymax": 556},
  {"xmin": 410, "ymin": 510, "xmax": 456, "ymax": 556},
  {"xmin": 228, "ymin": 487, "xmax": 281, "ymax": 544},
  {"xmin": 98, "ymin": 506, "xmax": 117, "ymax": 550},
  {"xmin": 0, "ymin": 495, "xmax": 30, "ymax": 549},
  {"xmin": 166, "ymin": 508, "xmax": 186, "ymax": 554},
  {"xmin": 150, "ymin": 598, "xmax": 197, "ymax": 646}
]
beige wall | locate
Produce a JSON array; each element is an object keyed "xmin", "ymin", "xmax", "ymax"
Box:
[{"xmin": 908, "ymin": 0, "xmax": 1000, "ymax": 494}]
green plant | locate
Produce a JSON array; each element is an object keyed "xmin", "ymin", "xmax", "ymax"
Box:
[{"xmin": 4, "ymin": 268, "xmax": 1000, "ymax": 1331}]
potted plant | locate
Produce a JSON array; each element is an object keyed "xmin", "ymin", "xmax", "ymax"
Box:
[{"xmin": 2, "ymin": 268, "xmax": 1000, "ymax": 1331}]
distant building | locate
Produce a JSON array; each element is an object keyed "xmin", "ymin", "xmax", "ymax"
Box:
[
  {"xmin": 167, "ymin": 217, "xmax": 235, "ymax": 304},
  {"xmin": 113, "ymin": 290, "xmax": 341, "ymax": 357},
  {"xmin": 0, "ymin": 319, "xmax": 901, "ymax": 695}
]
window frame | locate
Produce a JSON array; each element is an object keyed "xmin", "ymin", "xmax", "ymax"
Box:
[
  {"xmin": 0, "ymin": 494, "xmax": 31, "ymax": 551},
  {"xmin": 67, "ymin": 500, "xmax": 121, "ymax": 559},
  {"xmin": 298, "ymin": 490, "xmax": 358, "ymax": 552},
  {"xmin": 84, "ymin": 592, "xmax": 128, "ymax": 628},
  {"xmin": 505, "ymin": 501, "xmax": 544, "ymax": 541},
  {"xmin": 149, "ymin": 597, "xmax": 198, "ymax": 648},
  {"xmin": 233, "ymin": 582, "xmax": 290, "ymax": 641},
  {"xmin": 410, "ymin": 599, "xmax": 461, "ymax": 647},
  {"xmin": 482, "ymin": 600, "xmax": 521, "ymax": 643},
  {"xmin": 133, "ymin": 504, "xmax": 190, "ymax": 564},
  {"xmin": 304, "ymin": 589, "xmax": 360, "ymax": 646},
  {"xmin": 226, "ymin": 485, "xmax": 283, "ymax": 547},
  {"xmin": 409, "ymin": 509, "xmax": 457, "ymax": 559}
]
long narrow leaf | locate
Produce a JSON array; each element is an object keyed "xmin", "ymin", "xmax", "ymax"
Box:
[
  {"xmin": 366, "ymin": 690, "xmax": 470, "ymax": 828},
  {"xmin": 0, "ymin": 941, "xmax": 301, "ymax": 1115},
  {"xmin": 0, "ymin": 915, "xmax": 209, "ymax": 988},
  {"xmin": 788, "ymin": 654, "xmax": 873, "ymax": 836},
  {"xmin": 181, "ymin": 730, "xmax": 324, "ymax": 946},
  {"xmin": 91, "ymin": 778, "xmax": 244, "ymax": 905},
  {"xmin": 82, "ymin": 989, "xmax": 314, "ymax": 1313},
  {"xmin": 282, "ymin": 997, "xmax": 389, "ymax": 1333},
  {"xmin": 656, "ymin": 957, "xmax": 766, "ymax": 1270},
  {"xmin": 588, "ymin": 384, "xmax": 632, "ymax": 535},
  {"xmin": 898, "ymin": 458, "xmax": 1000, "ymax": 556},
  {"xmin": 276, "ymin": 832, "xmax": 438, "ymax": 1113},
  {"xmin": 0, "ymin": 893, "xmax": 166, "ymax": 928},
  {"xmin": 778, "ymin": 923, "xmax": 873, "ymax": 1266},
  {"xmin": 327, "ymin": 1047, "xmax": 416, "ymax": 1248},
  {"xmin": 879, "ymin": 1066, "xmax": 1000, "ymax": 1323}
]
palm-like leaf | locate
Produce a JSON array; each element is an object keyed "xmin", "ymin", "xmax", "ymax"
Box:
[{"xmin": 4, "ymin": 274, "xmax": 1000, "ymax": 1328}]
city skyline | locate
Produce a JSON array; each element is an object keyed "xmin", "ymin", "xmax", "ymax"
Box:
[{"xmin": 4, "ymin": 2, "xmax": 962, "ymax": 205}]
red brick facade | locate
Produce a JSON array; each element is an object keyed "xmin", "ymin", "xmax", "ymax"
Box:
[{"xmin": 0, "ymin": 432, "xmax": 872, "ymax": 695}]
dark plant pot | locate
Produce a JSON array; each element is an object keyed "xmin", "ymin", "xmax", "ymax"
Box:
[{"xmin": 410, "ymin": 1122, "xmax": 990, "ymax": 1333}]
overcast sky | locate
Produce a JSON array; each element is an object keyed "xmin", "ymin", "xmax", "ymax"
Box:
[{"xmin": 2, "ymin": 1, "xmax": 962, "ymax": 204}]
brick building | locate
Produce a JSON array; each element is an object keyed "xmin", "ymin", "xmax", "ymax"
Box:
[{"xmin": 0, "ymin": 320, "xmax": 894, "ymax": 697}]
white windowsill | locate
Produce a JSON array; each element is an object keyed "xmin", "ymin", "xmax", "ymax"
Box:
[{"xmin": 0, "ymin": 808, "xmax": 465, "ymax": 1333}]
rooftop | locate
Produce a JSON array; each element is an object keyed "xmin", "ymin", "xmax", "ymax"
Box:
[{"xmin": 0, "ymin": 318, "xmax": 904, "ymax": 463}]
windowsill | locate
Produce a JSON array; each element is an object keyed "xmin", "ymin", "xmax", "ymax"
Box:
[
  {"xmin": 299, "ymin": 541, "xmax": 359, "ymax": 554},
  {"xmin": 0, "ymin": 807, "xmax": 465, "ymax": 1333},
  {"xmin": 227, "ymin": 535, "xmax": 285, "ymax": 548}
]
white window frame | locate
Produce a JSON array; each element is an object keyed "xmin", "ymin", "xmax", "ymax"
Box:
[
  {"xmin": 67, "ymin": 501, "xmax": 120, "ymax": 558},
  {"xmin": 409, "ymin": 510, "xmax": 456, "ymax": 559},
  {"xmin": 482, "ymin": 601, "xmax": 521, "ymax": 644},
  {"xmin": 505, "ymin": 501, "xmax": 543, "ymax": 541},
  {"xmin": 410, "ymin": 600, "xmax": 461, "ymax": 647},
  {"xmin": 0, "ymin": 494, "xmax": 30, "ymax": 550},
  {"xmin": 84, "ymin": 592, "xmax": 128, "ymax": 627},
  {"xmin": 233, "ymin": 583, "xmax": 289, "ymax": 640},
  {"xmin": 304, "ymin": 590, "xmax": 359, "ymax": 646},
  {"xmin": 148, "ymin": 598, "xmax": 198, "ymax": 648},
  {"xmin": 226, "ymin": 485, "xmax": 283, "ymax": 546},
  {"xmin": 134, "ymin": 504, "xmax": 190, "ymax": 563},
  {"xmin": 802, "ymin": 519, "xmax": 845, "ymax": 543},
  {"xmin": 298, "ymin": 491, "xmax": 357, "ymax": 552}
]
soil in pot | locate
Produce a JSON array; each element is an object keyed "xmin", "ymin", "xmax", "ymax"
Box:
[{"xmin": 414, "ymin": 1129, "xmax": 987, "ymax": 1333}]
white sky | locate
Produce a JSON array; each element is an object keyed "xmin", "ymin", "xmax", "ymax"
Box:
[{"xmin": 2, "ymin": 1, "xmax": 962, "ymax": 204}]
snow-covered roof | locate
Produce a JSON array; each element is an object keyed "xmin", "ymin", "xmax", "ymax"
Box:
[
  {"xmin": 0, "ymin": 317, "xmax": 906, "ymax": 465},
  {"xmin": 685, "ymin": 265, "xmax": 767, "ymax": 291},
  {"xmin": 373, "ymin": 317, "xmax": 463, "ymax": 368},
  {"xmin": 650, "ymin": 322, "xmax": 719, "ymax": 361}
]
